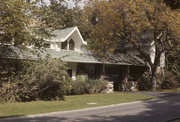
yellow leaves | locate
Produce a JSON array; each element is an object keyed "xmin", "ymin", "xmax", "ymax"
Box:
[
  {"xmin": 108, "ymin": 32, "xmax": 113, "ymax": 36},
  {"xmin": 85, "ymin": 0, "xmax": 180, "ymax": 55},
  {"xmin": 108, "ymin": 48, "xmax": 115, "ymax": 54}
]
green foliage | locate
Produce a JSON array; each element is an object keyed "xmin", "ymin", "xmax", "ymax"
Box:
[
  {"xmin": 158, "ymin": 71, "xmax": 179, "ymax": 89},
  {"xmin": 0, "ymin": 0, "xmax": 78, "ymax": 46},
  {"xmin": 85, "ymin": 79, "xmax": 108, "ymax": 94},
  {"xmin": 163, "ymin": 0, "xmax": 180, "ymax": 9},
  {"xmin": 166, "ymin": 44, "xmax": 180, "ymax": 87},
  {"xmin": 0, "ymin": 0, "xmax": 47, "ymax": 45},
  {"xmin": 137, "ymin": 76, "xmax": 152, "ymax": 91},
  {"xmin": 84, "ymin": 0, "xmax": 180, "ymax": 91},
  {"xmin": 0, "ymin": 0, "xmax": 29, "ymax": 44},
  {"xmin": 0, "ymin": 57, "xmax": 70, "ymax": 102},
  {"xmin": 138, "ymin": 70, "xmax": 179, "ymax": 91},
  {"xmin": 0, "ymin": 59, "xmax": 25, "ymax": 84},
  {"xmin": 69, "ymin": 78, "xmax": 87, "ymax": 95},
  {"xmin": 68, "ymin": 76, "xmax": 108, "ymax": 95},
  {"xmin": 0, "ymin": 82, "xmax": 18, "ymax": 102}
]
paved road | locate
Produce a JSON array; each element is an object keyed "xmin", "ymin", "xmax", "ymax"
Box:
[{"xmin": 1, "ymin": 93, "xmax": 180, "ymax": 122}]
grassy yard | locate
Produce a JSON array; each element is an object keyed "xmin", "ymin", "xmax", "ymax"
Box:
[{"xmin": 0, "ymin": 92, "xmax": 153, "ymax": 118}]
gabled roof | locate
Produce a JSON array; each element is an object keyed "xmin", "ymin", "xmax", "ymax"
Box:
[{"xmin": 48, "ymin": 26, "xmax": 87, "ymax": 45}]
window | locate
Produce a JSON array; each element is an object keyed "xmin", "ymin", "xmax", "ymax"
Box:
[
  {"xmin": 62, "ymin": 41, "xmax": 67, "ymax": 49},
  {"xmin": 67, "ymin": 69, "xmax": 72, "ymax": 77},
  {"xmin": 69, "ymin": 39, "xmax": 75, "ymax": 50}
]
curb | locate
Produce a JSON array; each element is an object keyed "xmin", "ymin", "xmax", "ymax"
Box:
[{"xmin": 0, "ymin": 100, "xmax": 145, "ymax": 120}]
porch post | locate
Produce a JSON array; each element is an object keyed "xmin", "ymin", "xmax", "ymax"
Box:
[
  {"xmin": 122, "ymin": 65, "xmax": 129, "ymax": 91},
  {"xmin": 124, "ymin": 65, "xmax": 129, "ymax": 82},
  {"xmin": 103, "ymin": 63, "xmax": 105, "ymax": 74}
]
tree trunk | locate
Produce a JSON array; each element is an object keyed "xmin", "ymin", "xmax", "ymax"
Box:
[
  {"xmin": 151, "ymin": 66, "xmax": 158, "ymax": 91},
  {"xmin": 151, "ymin": 74, "xmax": 157, "ymax": 91}
]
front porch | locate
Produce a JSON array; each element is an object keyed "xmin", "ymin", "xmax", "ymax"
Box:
[{"xmin": 67, "ymin": 62, "xmax": 148, "ymax": 92}]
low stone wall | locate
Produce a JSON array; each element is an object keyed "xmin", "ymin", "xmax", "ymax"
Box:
[
  {"xmin": 106, "ymin": 82, "xmax": 114, "ymax": 93},
  {"xmin": 122, "ymin": 81, "xmax": 138, "ymax": 92},
  {"xmin": 100, "ymin": 75, "xmax": 114, "ymax": 93}
]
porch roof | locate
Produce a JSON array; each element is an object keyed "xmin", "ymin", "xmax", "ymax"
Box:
[{"xmin": 0, "ymin": 46, "xmax": 146, "ymax": 66}]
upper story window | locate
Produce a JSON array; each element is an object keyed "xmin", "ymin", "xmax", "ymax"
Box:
[
  {"xmin": 62, "ymin": 41, "xmax": 67, "ymax": 50},
  {"xmin": 69, "ymin": 39, "xmax": 75, "ymax": 50}
]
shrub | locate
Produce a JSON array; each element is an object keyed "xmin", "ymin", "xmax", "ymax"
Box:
[
  {"xmin": 68, "ymin": 76, "xmax": 107, "ymax": 95},
  {"xmin": 159, "ymin": 71, "xmax": 179, "ymax": 89},
  {"xmin": 137, "ymin": 76, "xmax": 152, "ymax": 91},
  {"xmin": 69, "ymin": 79, "xmax": 87, "ymax": 95},
  {"xmin": 0, "ymin": 82, "xmax": 19, "ymax": 102},
  {"xmin": 85, "ymin": 79, "xmax": 107, "ymax": 94},
  {"xmin": 0, "ymin": 56, "xmax": 71, "ymax": 102}
]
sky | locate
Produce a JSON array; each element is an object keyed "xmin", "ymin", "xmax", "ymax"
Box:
[{"xmin": 43, "ymin": 0, "xmax": 78, "ymax": 8}]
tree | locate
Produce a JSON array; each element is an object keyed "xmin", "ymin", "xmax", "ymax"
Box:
[
  {"xmin": 0, "ymin": 0, "xmax": 34, "ymax": 45},
  {"xmin": 84, "ymin": 0, "xmax": 180, "ymax": 91},
  {"xmin": 0, "ymin": 0, "xmax": 73, "ymax": 47},
  {"xmin": 0, "ymin": 56, "xmax": 70, "ymax": 102},
  {"xmin": 163, "ymin": 0, "xmax": 180, "ymax": 9}
]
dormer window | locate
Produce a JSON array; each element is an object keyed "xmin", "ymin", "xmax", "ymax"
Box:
[
  {"xmin": 62, "ymin": 41, "xmax": 67, "ymax": 50},
  {"xmin": 69, "ymin": 39, "xmax": 75, "ymax": 50}
]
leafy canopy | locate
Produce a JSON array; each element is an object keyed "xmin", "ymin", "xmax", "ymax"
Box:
[{"xmin": 84, "ymin": 0, "xmax": 180, "ymax": 91}]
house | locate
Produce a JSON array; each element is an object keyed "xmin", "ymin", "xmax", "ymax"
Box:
[
  {"xmin": 43, "ymin": 27, "xmax": 147, "ymax": 81},
  {"xmin": 0, "ymin": 26, "xmax": 153, "ymax": 91}
]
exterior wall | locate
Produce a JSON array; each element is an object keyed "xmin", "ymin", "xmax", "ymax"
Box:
[
  {"xmin": 149, "ymin": 44, "xmax": 165, "ymax": 68},
  {"xmin": 72, "ymin": 30, "xmax": 84, "ymax": 52},
  {"xmin": 126, "ymin": 44, "xmax": 165, "ymax": 68},
  {"xmin": 50, "ymin": 42, "xmax": 61, "ymax": 51},
  {"xmin": 65, "ymin": 30, "xmax": 84, "ymax": 52}
]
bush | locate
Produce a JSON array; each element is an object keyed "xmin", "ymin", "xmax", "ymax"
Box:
[
  {"xmin": 69, "ymin": 79, "xmax": 87, "ymax": 95},
  {"xmin": 137, "ymin": 70, "xmax": 179, "ymax": 91},
  {"xmin": 0, "ymin": 57, "xmax": 71, "ymax": 102},
  {"xmin": 85, "ymin": 79, "xmax": 108, "ymax": 94},
  {"xmin": 137, "ymin": 76, "xmax": 152, "ymax": 91},
  {"xmin": 0, "ymin": 82, "xmax": 18, "ymax": 102},
  {"xmin": 159, "ymin": 71, "xmax": 179, "ymax": 89},
  {"xmin": 68, "ymin": 76, "xmax": 107, "ymax": 95}
]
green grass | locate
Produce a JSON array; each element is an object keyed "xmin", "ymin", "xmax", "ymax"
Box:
[{"xmin": 0, "ymin": 92, "xmax": 153, "ymax": 118}]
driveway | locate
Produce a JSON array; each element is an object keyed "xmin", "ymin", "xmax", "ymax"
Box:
[{"xmin": 1, "ymin": 93, "xmax": 180, "ymax": 122}]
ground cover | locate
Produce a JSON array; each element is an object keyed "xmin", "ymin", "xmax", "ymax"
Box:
[{"xmin": 0, "ymin": 92, "xmax": 153, "ymax": 118}]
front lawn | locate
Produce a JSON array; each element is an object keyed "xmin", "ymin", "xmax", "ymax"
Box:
[{"xmin": 0, "ymin": 92, "xmax": 153, "ymax": 118}]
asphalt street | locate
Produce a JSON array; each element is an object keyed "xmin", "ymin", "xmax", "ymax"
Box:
[{"xmin": 1, "ymin": 93, "xmax": 180, "ymax": 122}]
